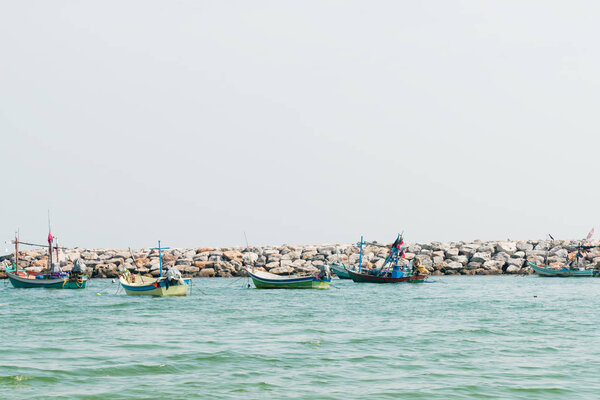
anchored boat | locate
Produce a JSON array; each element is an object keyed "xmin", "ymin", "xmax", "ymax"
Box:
[
  {"xmin": 329, "ymin": 263, "xmax": 353, "ymax": 279},
  {"xmin": 246, "ymin": 266, "xmax": 331, "ymax": 289},
  {"xmin": 530, "ymin": 233, "xmax": 600, "ymax": 277},
  {"xmin": 119, "ymin": 241, "xmax": 190, "ymax": 296},
  {"xmin": 348, "ymin": 235, "xmax": 427, "ymax": 284},
  {"xmin": 4, "ymin": 231, "xmax": 88, "ymax": 289},
  {"xmin": 528, "ymin": 261, "xmax": 600, "ymax": 277},
  {"xmin": 328, "ymin": 247, "xmax": 355, "ymax": 279}
]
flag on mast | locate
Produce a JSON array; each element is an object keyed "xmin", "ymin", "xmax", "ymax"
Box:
[{"xmin": 586, "ymin": 228, "xmax": 594, "ymax": 241}]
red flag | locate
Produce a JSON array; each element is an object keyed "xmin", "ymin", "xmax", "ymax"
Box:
[
  {"xmin": 586, "ymin": 228, "xmax": 594, "ymax": 241},
  {"xmin": 48, "ymin": 232, "xmax": 53, "ymax": 244}
]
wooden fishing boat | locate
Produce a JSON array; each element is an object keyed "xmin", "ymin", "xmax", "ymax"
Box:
[
  {"xmin": 246, "ymin": 267, "xmax": 331, "ymax": 289},
  {"xmin": 119, "ymin": 273, "xmax": 191, "ymax": 296},
  {"xmin": 529, "ymin": 236, "xmax": 600, "ymax": 277},
  {"xmin": 4, "ymin": 231, "xmax": 88, "ymax": 289},
  {"xmin": 119, "ymin": 241, "xmax": 190, "ymax": 297},
  {"xmin": 528, "ymin": 261, "xmax": 600, "ymax": 277},
  {"xmin": 348, "ymin": 235, "xmax": 428, "ymax": 284},
  {"xmin": 348, "ymin": 269, "xmax": 426, "ymax": 283},
  {"xmin": 329, "ymin": 263, "xmax": 353, "ymax": 279},
  {"xmin": 6, "ymin": 268, "xmax": 87, "ymax": 289}
]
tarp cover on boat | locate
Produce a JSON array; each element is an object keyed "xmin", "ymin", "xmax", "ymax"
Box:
[
  {"xmin": 166, "ymin": 268, "xmax": 184, "ymax": 284},
  {"xmin": 72, "ymin": 259, "xmax": 87, "ymax": 274}
]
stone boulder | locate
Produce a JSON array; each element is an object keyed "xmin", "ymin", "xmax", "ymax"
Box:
[
  {"xmin": 482, "ymin": 260, "xmax": 504, "ymax": 272},
  {"xmin": 198, "ymin": 268, "xmax": 215, "ymax": 277},
  {"xmin": 470, "ymin": 252, "xmax": 491, "ymax": 263},
  {"xmin": 269, "ymin": 266, "xmax": 295, "ymax": 275},
  {"xmin": 496, "ymin": 242, "xmax": 517, "ymax": 254},
  {"xmin": 505, "ymin": 265, "xmax": 520, "ymax": 274},
  {"xmin": 444, "ymin": 261, "xmax": 463, "ymax": 271},
  {"xmin": 223, "ymin": 250, "xmax": 243, "ymax": 262}
]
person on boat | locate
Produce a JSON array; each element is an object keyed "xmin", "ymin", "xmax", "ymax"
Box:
[
  {"xmin": 412, "ymin": 257, "xmax": 428, "ymax": 276},
  {"xmin": 317, "ymin": 265, "xmax": 331, "ymax": 280}
]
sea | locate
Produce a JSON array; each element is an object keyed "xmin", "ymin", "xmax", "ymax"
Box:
[{"xmin": 1, "ymin": 276, "xmax": 599, "ymax": 399}]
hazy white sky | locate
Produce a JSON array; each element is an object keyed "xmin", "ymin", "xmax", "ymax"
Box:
[{"xmin": 1, "ymin": 1, "xmax": 599, "ymax": 249}]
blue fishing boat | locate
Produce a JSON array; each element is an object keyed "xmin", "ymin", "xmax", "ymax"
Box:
[
  {"xmin": 119, "ymin": 241, "xmax": 190, "ymax": 296},
  {"xmin": 348, "ymin": 235, "xmax": 427, "ymax": 283}
]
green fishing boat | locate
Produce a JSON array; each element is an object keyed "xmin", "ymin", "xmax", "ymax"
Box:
[
  {"xmin": 329, "ymin": 263, "xmax": 353, "ymax": 279},
  {"xmin": 530, "ymin": 234, "xmax": 600, "ymax": 277},
  {"xmin": 246, "ymin": 267, "xmax": 331, "ymax": 289},
  {"xmin": 4, "ymin": 231, "xmax": 88, "ymax": 289}
]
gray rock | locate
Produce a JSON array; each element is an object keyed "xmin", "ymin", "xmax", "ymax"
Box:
[
  {"xmin": 445, "ymin": 261, "xmax": 463, "ymax": 270},
  {"xmin": 505, "ymin": 265, "xmax": 520, "ymax": 274},
  {"xmin": 496, "ymin": 242, "xmax": 517, "ymax": 254},
  {"xmin": 516, "ymin": 241, "xmax": 534, "ymax": 251},
  {"xmin": 467, "ymin": 261, "xmax": 482, "ymax": 270},
  {"xmin": 450, "ymin": 255, "xmax": 468, "ymax": 265},
  {"xmin": 265, "ymin": 261, "xmax": 279, "ymax": 270},
  {"xmin": 482, "ymin": 260, "xmax": 504, "ymax": 271},
  {"xmin": 445, "ymin": 248, "xmax": 459, "ymax": 257},
  {"xmin": 470, "ymin": 252, "xmax": 491, "ymax": 263}
]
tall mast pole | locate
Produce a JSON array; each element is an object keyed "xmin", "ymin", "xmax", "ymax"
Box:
[
  {"xmin": 358, "ymin": 236, "xmax": 364, "ymax": 273},
  {"xmin": 48, "ymin": 210, "xmax": 53, "ymax": 270},
  {"xmin": 158, "ymin": 240, "xmax": 163, "ymax": 277},
  {"xmin": 15, "ymin": 232, "xmax": 19, "ymax": 272},
  {"xmin": 150, "ymin": 241, "xmax": 170, "ymax": 279}
]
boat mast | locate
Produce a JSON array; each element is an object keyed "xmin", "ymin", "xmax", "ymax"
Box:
[
  {"xmin": 14, "ymin": 232, "xmax": 19, "ymax": 272},
  {"xmin": 159, "ymin": 241, "xmax": 163, "ymax": 277},
  {"xmin": 358, "ymin": 236, "xmax": 364, "ymax": 273},
  {"xmin": 48, "ymin": 210, "xmax": 53, "ymax": 271},
  {"xmin": 151, "ymin": 240, "xmax": 170, "ymax": 278}
]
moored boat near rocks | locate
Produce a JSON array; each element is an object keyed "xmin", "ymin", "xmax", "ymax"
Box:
[{"xmin": 1, "ymin": 239, "xmax": 599, "ymax": 279}]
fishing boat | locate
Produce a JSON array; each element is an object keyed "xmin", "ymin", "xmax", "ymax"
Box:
[
  {"xmin": 246, "ymin": 266, "xmax": 331, "ymax": 289},
  {"xmin": 348, "ymin": 235, "xmax": 427, "ymax": 284},
  {"xmin": 4, "ymin": 231, "xmax": 88, "ymax": 289},
  {"xmin": 328, "ymin": 247, "xmax": 355, "ymax": 279},
  {"xmin": 530, "ymin": 232, "xmax": 600, "ymax": 277},
  {"xmin": 119, "ymin": 241, "xmax": 190, "ymax": 296},
  {"xmin": 329, "ymin": 263, "xmax": 353, "ymax": 279},
  {"xmin": 528, "ymin": 261, "xmax": 600, "ymax": 277}
]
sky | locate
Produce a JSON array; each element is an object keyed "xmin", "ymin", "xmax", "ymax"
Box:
[{"xmin": 1, "ymin": 1, "xmax": 599, "ymax": 249}]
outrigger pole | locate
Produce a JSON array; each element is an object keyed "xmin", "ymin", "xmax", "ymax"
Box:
[{"xmin": 11, "ymin": 240, "xmax": 69, "ymax": 250}]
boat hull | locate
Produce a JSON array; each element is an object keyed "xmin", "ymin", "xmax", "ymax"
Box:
[
  {"xmin": 329, "ymin": 263, "xmax": 352, "ymax": 279},
  {"xmin": 348, "ymin": 270, "xmax": 426, "ymax": 283},
  {"xmin": 119, "ymin": 277, "xmax": 190, "ymax": 296},
  {"xmin": 529, "ymin": 261, "xmax": 600, "ymax": 277},
  {"xmin": 6, "ymin": 272, "xmax": 87, "ymax": 289},
  {"xmin": 247, "ymin": 269, "xmax": 330, "ymax": 289}
]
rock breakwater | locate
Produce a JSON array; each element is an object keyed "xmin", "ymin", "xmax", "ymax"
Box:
[{"xmin": 1, "ymin": 239, "xmax": 599, "ymax": 279}]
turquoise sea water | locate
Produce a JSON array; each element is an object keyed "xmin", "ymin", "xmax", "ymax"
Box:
[{"xmin": 1, "ymin": 276, "xmax": 599, "ymax": 399}]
